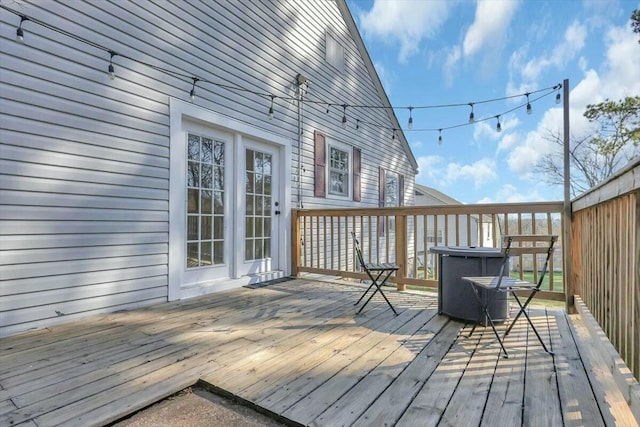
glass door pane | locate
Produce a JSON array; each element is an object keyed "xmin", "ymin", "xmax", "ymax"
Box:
[
  {"xmin": 186, "ymin": 133, "xmax": 225, "ymax": 269},
  {"xmin": 245, "ymin": 148, "xmax": 272, "ymax": 261}
]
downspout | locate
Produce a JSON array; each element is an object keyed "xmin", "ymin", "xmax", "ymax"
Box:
[{"xmin": 296, "ymin": 74, "xmax": 308, "ymax": 209}]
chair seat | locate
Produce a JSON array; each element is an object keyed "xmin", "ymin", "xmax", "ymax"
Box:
[
  {"xmin": 463, "ymin": 276, "xmax": 537, "ymax": 291},
  {"xmin": 365, "ymin": 263, "xmax": 399, "ymax": 272}
]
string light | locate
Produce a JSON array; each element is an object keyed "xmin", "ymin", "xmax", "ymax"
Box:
[
  {"xmin": 16, "ymin": 16, "xmax": 27, "ymax": 43},
  {"xmin": 341, "ymin": 104, "xmax": 347, "ymax": 129},
  {"xmin": 1, "ymin": 4, "xmax": 565, "ymax": 140},
  {"xmin": 438, "ymin": 129, "xmax": 442, "ymax": 144},
  {"xmin": 496, "ymin": 115, "xmax": 502, "ymax": 132},
  {"xmin": 407, "ymin": 107, "xmax": 414, "ymax": 130},
  {"xmin": 391, "ymin": 128, "xmax": 396, "ymax": 140},
  {"xmin": 189, "ymin": 77, "xmax": 199, "ymax": 102},
  {"xmin": 268, "ymin": 95, "xmax": 274, "ymax": 120},
  {"xmin": 108, "ymin": 51, "xmax": 116, "ymax": 80}
]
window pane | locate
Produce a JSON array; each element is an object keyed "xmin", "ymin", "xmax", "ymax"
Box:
[
  {"xmin": 187, "ymin": 161, "xmax": 199, "ymax": 187},
  {"xmin": 201, "ymin": 164, "xmax": 212, "ymax": 189},
  {"xmin": 246, "ymin": 171, "xmax": 254, "ymax": 193},
  {"xmin": 264, "ymin": 175, "xmax": 271, "ymax": 195},
  {"xmin": 255, "ymin": 218, "xmax": 263, "ymax": 237},
  {"xmin": 188, "ymin": 189, "xmax": 199, "ymax": 213},
  {"xmin": 254, "ymin": 152, "xmax": 263, "ymax": 174},
  {"xmin": 264, "ymin": 197, "xmax": 271, "ymax": 216},
  {"xmin": 201, "ymin": 216, "xmax": 212, "ymax": 240},
  {"xmin": 187, "ymin": 243, "xmax": 199, "ymax": 267},
  {"xmin": 188, "ymin": 134, "xmax": 200, "ymax": 160},
  {"xmin": 255, "ymin": 239, "xmax": 263, "ymax": 259},
  {"xmin": 263, "ymin": 154, "xmax": 272, "ymax": 175},
  {"xmin": 214, "ymin": 166, "xmax": 224, "ymax": 190},
  {"xmin": 213, "ymin": 241, "xmax": 223, "ymax": 264},
  {"xmin": 214, "ymin": 191, "xmax": 224, "ymax": 214},
  {"xmin": 246, "ymin": 195, "xmax": 254, "ymax": 215},
  {"xmin": 200, "ymin": 241, "xmax": 212, "ymax": 266},
  {"xmin": 245, "ymin": 217, "xmax": 254, "ymax": 238},
  {"xmin": 246, "ymin": 150, "xmax": 254, "ymax": 171},
  {"xmin": 187, "ymin": 215, "xmax": 198, "ymax": 240},
  {"xmin": 201, "ymin": 137, "xmax": 213, "ymax": 164},
  {"xmin": 263, "ymin": 238, "xmax": 271, "ymax": 258},
  {"xmin": 202, "ymin": 190, "xmax": 212, "ymax": 214},
  {"xmin": 214, "ymin": 141, "xmax": 224, "ymax": 165},
  {"xmin": 255, "ymin": 195, "xmax": 263, "ymax": 215},
  {"xmin": 213, "ymin": 216, "xmax": 223, "ymax": 239}
]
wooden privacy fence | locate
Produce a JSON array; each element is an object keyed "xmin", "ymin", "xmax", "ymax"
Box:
[
  {"xmin": 571, "ymin": 161, "xmax": 639, "ymax": 380},
  {"xmin": 291, "ymin": 201, "xmax": 565, "ymax": 301}
]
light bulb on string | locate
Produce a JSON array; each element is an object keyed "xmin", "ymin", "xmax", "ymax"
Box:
[
  {"xmin": 407, "ymin": 107, "xmax": 414, "ymax": 130},
  {"xmin": 391, "ymin": 128, "xmax": 396, "ymax": 140},
  {"xmin": 326, "ymin": 104, "xmax": 331, "ymax": 114},
  {"xmin": 438, "ymin": 129, "xmax": 442, "ymax": 145},
  {"xmin": 468, "ymin": 103, "xmax": 475, "ymax": 123},
  {"xmin": 526, "ymin": 93, "xmax": 532, "ymax": 115},
  {"xmin": 189, "ymin": 77, "xmax": 199, "ymax": 102},
  {"xmin": 267, "ymin": 95, "xmax": 274, "ymax": 120},
  {"xmin": 108, "ymin": 51, "xmax": 117, "ymax": 80},
  {"xmin": 16, "ymin": 16, "xmax": 28, "ymax": 44},
  {"xmin": 356, "ymin": 119, "xmax": 360, "ymax": 132},
  {"xmin": 341, "ymin": 104, "xmax": 347, "ymax": 129},
  {"xmin": 496, "ymin": 115, "xmax": 502, "ymax": 133},
  {"xmin": 555, "ymin": 84, "xmax": 562, "ymax": 104}
]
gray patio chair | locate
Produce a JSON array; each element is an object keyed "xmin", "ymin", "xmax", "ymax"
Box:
[
  {"xmin": 351, "ymin": 232, "xmax": 399, "ymax": 315},
  {"xmin": 462, "ymin": 234, "xmax": 558, "ymax": 358}
]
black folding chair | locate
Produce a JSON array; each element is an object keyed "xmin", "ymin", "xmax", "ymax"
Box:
[
  {"xmin": 351, "ymin": 232, "xmax": 399, "ymax": 315},
  {"xmin": 462, "ymin": 235, "xmax": 557, "ymax": 358}
]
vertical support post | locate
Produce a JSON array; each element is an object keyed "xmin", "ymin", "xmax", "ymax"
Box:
[
  {"xmin": 291, "ymin": 209, "xmax": 301, "ymax": 277},
  {"xmin": 396, "ymin": 213, "xmax": 407, "ymax": 291},
  {"xmin": 563, "ymin": 78, "xmax": 576, "ymax": 313}
]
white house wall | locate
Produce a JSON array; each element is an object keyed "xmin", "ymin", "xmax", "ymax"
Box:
[{"xmin": 0, "ymin": 0, "xmax": 416, "ymax": 336}]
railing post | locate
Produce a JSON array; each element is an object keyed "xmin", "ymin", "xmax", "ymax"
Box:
[
  {"xmin": 396, "ymin": 214, "xmax": 407, "ymax": 291},
  {"xmin": 291, "ymin": 209, "xmax": 300, "ymax": 277}
]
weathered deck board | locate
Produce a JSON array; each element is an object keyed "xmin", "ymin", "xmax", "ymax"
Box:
[{"xmin": 0, "ymin": 279, "xmax": 636, "ymax": 426}]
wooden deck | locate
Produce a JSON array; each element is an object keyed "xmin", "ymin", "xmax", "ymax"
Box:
[{"xmin": 0, "ymin": 279, "xmax": 636, "ymax": 426}]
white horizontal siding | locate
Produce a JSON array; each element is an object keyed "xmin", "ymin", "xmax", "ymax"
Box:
[{"xmin": 0, "ymin": 0, "xmax": 416, "ymax": 336}]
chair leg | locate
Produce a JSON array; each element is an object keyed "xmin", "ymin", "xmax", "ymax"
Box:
[
  {"xmin": 485, "ymin": 311, "xmax": 509, "ymax": 358},
  {"xmin": 505, "ymin": 293, "xmax": 553, "ymax": 355},
  {"xmin": 354, "ymin": 271, "xmax": 384, "ymax": 306},
  {"xmin": 356, "ymin": 271, "xmax": 398, "ymax": 315}
]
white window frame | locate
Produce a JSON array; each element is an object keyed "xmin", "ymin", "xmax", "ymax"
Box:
[
  {"xmin": 327, "ymin": 141, "xmax": 351, "ymax": 199},
  {"xmin": 325, "ymin": 32, "xmax": 344, "ymax": 72},
  {"xmin": 385, "ymin": 171, "xmax": 400, "ymax": 207}
]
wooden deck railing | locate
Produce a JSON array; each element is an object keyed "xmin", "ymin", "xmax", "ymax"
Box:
[
  {"xmin": 571, "ymin": 160, "xmax": 639, "ymax": 380},
  {"xmin": 291, "ymin": 201, "xmax": 565, "ymax": 301}
]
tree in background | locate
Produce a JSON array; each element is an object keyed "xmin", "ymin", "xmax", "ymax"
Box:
[{"xmin": 535, "ymin": 10, "xmax": 640, "ymax": 197}]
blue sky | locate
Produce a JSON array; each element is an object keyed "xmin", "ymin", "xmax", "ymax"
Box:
[{"xmin": 347, "ymin": 0, "xmax": 640, "ymax": 204}]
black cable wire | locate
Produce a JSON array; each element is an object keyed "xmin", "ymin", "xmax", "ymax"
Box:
[{"xmin": 1, "ymin": 3, "xmax": 563, "ymax": 138}]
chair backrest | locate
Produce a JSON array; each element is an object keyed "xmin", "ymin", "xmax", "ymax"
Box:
[
  {"xmin": 494, "ymin": 235, "xmax": 558, "ymax": 290},
  {"xmin": 351, "ymin": 232, "xmax": 366, "ymax": 268}
]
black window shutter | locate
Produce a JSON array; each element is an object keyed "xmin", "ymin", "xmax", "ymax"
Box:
[
  {"xmin": 353, "ymin": 147, "xmax": 361, "ymax": 202},
  {"xmin": 314, "ymin": 131, "xmax": 326, "ymax": 198}
]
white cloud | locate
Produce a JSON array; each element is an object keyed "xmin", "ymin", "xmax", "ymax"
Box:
[
  {"xmin": 476, "ymin": 184, "xmax": 548, "ymax": 204},
  {"xmin": 463, "ymin": 0, "xmax": 520, "ymax": 57},
  {"xmin": 445, "ymin": 158, "xmax": 498, "ymax": 187},
  {"xmin": 359, "ymin": 0, "xmax": 451, "ymax": 62},
  {"xmin": 443, "ymin": 46, "xmax": 461, "ymax": 86},
  {"xmin": 520, "ymin": 20, "xmax": 587, "ymax": 81},
  {"xmin": 472, "ymin": 115, "xmax": 520, "ymax": 142},
  {"xmin": 498, "ymin": 132, "xmax": 521, "ymax": 152},
  {"xmin": 505, "ymin": 18, "xmax": 640, "ymax": 179},
  {"xmin": 507, "ymin": 20, "xmax": 588, "ymax": 97},
  {"xmin": 416, "ymin": 155, "xmax": 498, "ymax": 188}
]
